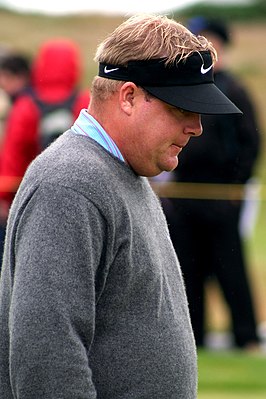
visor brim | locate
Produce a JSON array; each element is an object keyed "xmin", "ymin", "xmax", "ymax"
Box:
[{"xmin": 143, "ymin": 83, "xmax": 242, "ymax": 115}]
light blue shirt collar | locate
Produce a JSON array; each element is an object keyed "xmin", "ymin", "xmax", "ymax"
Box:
[{"xmin": 71, "ymin": 109, "xmax": 125, "ymax": 162}]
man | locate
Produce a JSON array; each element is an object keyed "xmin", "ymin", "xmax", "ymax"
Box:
[
  {"xmin": 0, "ymin": 14, "xmax": 241, "ymax": 399},
  {"xmin": 0, "ymin": 41, "xmax": 90, "ymax": 274},
  {"xmin": 0, "ymin": 54, "xmax": 31, "ymax": 268},
  {"xmin": 0, "ymin": 53, "xmax": 31, "ymax": 103},
  {"xmin": 0, "ymin": 39, "xmax": 90, "ymax": 211},
  {"xmin": 164, "ymin": 16, "xmax": 261, "ymax": 350}
]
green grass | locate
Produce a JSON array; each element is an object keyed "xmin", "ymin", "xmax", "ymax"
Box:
[{"xmin": 198, "ymin": 350, "xmax": 266, "ymax": 398}]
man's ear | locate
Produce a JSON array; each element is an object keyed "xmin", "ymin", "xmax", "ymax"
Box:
[{"xmin": 119, "ymin": 82, "xmax": 138, "ymax": 115}]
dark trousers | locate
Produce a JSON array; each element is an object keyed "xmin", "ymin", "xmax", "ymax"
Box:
[{"xmin": 165, "ymin": 198, "xmax": 259, "ymax": 348}]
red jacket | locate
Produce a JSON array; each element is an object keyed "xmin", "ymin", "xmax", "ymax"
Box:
[{"xmin": 0, "ymin": 38, "xmax": 90, "ymax": 206}]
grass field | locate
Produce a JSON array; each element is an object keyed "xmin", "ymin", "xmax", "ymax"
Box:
[
  {"xmin": 198, "ymin": 350, "xmax": 266, "ymax": 398},
  {"xmin": 1, "ymin": 8, "xmax": 266, "ymax": 397}
]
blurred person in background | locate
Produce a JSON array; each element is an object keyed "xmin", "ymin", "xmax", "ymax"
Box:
[
  {"xmin": 0, "ymin": 52, "xmax": 31, "ymax": 147},
  {"xmin": 0, "ymin": 38, "xmax": 90, "ymax": 271},
  {"xmin": 0, "ymin": 53, "xmax": 31, "ymax": 103},
  {"xmin": 164, "ymin": 16, "xmax": 261, "ymax": 351},
  {"xmin": 0, "ymin": 52, "xmax": 31, "ymax": 267}
]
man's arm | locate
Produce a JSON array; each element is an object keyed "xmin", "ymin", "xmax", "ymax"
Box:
[{"xmin": 9, "ymin": 183, "xmax": 104, "ymax": 398}]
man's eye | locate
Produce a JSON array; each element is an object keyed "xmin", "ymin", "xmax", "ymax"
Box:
[{"xmin": 170, "ymin": 106, "xmax": 185, "ymax": 114}]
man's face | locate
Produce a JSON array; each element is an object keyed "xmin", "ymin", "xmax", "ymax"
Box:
[
  {"xmin": 121, "ymin": 88, "xmax": 203, "ymax": 177},
  {"xmin": 0, "ymin": 70, "xmax": 26, "ymax": 97}
]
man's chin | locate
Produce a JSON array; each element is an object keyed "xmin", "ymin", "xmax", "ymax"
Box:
[{"xmin": 164, "ymin": 157, "xmax": 179, "ymax": 172}]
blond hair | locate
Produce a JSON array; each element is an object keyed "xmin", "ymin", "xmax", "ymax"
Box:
[{"xmin": 92, "ymin": 14, "xmax": 217, "ymax": 100}]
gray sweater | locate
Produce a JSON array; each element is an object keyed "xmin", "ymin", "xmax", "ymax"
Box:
[{"xmin": 0, "ymin": 131, "xmax": 197, "ymax": 398}]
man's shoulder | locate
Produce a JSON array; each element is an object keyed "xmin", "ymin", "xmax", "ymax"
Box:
[{"xmin": 24, "ymin": 131, "xmax": 131, "ymax": 199}]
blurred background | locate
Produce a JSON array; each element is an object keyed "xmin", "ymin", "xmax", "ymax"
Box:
[{"xmin": 0, "ymin": 0, "xmax": 265, "ymax": 397}]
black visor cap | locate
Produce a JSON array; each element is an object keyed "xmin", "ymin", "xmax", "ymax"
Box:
[{"xmin": 99, "ymin": 51, "xmax": 242, "ymax": 115}]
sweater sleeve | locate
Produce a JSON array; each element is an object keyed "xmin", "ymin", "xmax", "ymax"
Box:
[{"xmin": 9, "ymin": 183, "xmax": 105, "ymax": 398}]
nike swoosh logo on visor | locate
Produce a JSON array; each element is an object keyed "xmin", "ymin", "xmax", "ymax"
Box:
[
  {"xmin": 200, "ymin": 64, "xmax": 212, "ymax": 74},
  {"xmin": 104, "ymin": 66, "xmax": 120, "ymax": 74}
]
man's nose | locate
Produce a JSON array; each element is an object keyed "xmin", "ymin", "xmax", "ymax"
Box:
[{"xmin": 185, "ymin": 114, "xmax": 203, "ymax": 137}]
